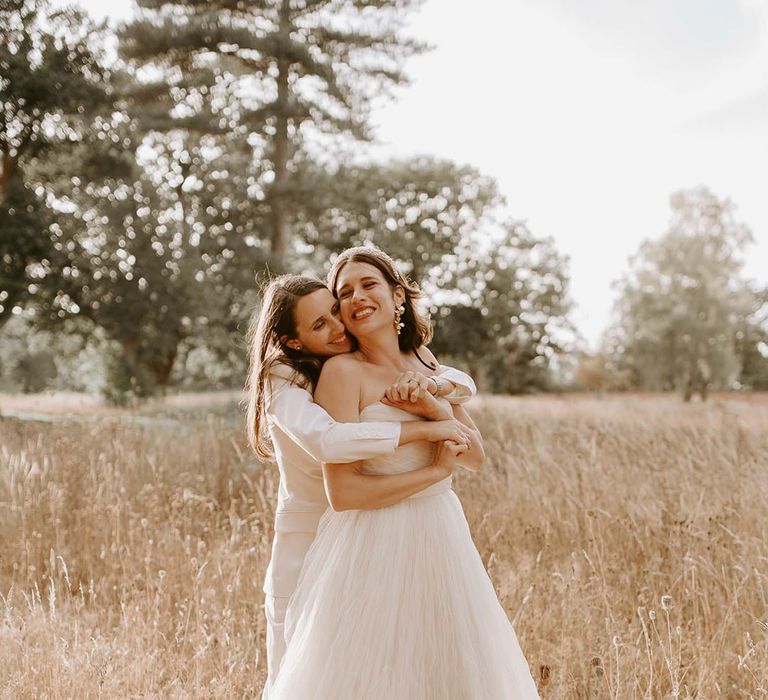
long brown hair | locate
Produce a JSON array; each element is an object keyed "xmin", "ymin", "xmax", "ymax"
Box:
[
  {"xmin": 245, "ymin": 274, "xmax": 328, "ymax": 459},
  {"xmin": 327, "ymin": 246, "xmax": 435, "ymax": 361}
]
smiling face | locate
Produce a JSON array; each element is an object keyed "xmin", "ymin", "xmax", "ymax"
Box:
[
  {"xmin": 287, "ymin": 288, "xmax": 352, "ymax": 357},
  {"xmin": 335, "ymin": 261, "xmax": 404, "ymax": 338}
]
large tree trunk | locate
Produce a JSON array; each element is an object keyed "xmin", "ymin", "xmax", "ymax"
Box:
[
  {"xmin": 121, "ymin": 337, "xmax": 141, "ymax": 379},
  {"xmin": 0, "ymin": 152, "xmax": 20, "ymax": 206},
  {"xmin": 268, "ymin": 0, "xmax": 292, "ymax": 271},
  {"xmin": 683, "ymin": 375, "xmax": 693, "ymax": 402},
  {"xmin": 0, "ymin": 154, "xmax": 26, "ymax": 329},
  {"xmin": 150, "ymin": 345, "xmax": 178, "ymax": 396}
]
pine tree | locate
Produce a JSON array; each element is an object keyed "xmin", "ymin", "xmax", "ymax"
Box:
[{"xmin": 118, "ymin": 0, "xmax": 425, "ymax": 269}]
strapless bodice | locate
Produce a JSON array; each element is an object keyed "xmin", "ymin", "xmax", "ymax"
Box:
[{"xmin": 359, "ymin": 402, "xmax": 452, "ymax": 498}]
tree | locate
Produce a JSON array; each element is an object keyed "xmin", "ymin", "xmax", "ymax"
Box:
[
  {"xmin": 0, "ymin": 0, "xmax": 113, "ymax": 327},
  {"xmin": 291, "ymin": 157, "xmax": 503, "ymax": 280},
  {"xmin": 428, "ymin": 222, "xmax": 573, "ymax": 393},
  {"xmin": 118, "ymin": 0, "xmax": 426, "ymax": 269},
  {"xmin": 282, "ymin": 157, "xmax": 573, "ymax": 393},
  {"xmin": 735, "ymin": 284, "xmax": 768, "ymax": 390},
  {"xmin": 31, "ymin": 118, "xmax": 267, "ymax": 396},
  {"xmin": 607, "ymin": 187, "xmax": 755, "ymax": 400}
]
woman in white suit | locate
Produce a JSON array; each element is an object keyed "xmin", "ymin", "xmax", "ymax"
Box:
[{"xmin": 244, "ymin": 274, "xmax": 477, "ymax": 698}]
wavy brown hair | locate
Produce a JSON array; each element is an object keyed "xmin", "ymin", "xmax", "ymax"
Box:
[
  {"xmin": 327, "ymin": 246, "xmax": 435, "ymax": 367},
  {"xmin": 244, "ymin": 274, "xmax": 329, "ymax": 460}
]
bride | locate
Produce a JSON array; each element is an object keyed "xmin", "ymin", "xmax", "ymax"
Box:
[{"xmin": 270, "ymin": 247, "xmax": 539, "ymax": 699}]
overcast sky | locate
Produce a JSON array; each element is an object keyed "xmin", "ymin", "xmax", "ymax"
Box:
[{"xmin": 77, "ymin": 0, "xmax": 768, "ymax": 348}]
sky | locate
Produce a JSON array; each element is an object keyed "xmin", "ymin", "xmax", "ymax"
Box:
[{"xmin": 76, "ymin": 0, "xmax": 768, "ymax": 348}]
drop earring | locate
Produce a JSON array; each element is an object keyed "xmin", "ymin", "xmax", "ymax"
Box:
[{"xmin": 393, "ymin": 304, "xmax": 405, "ymax": 335}]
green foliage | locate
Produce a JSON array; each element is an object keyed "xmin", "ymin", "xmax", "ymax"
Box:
[
  {"xmin": 172, "ymin": 330, "xmax": 249, "ymax": 391},
  {"xmin": 735, "ymin": 285, "xmax": 768, "ymax": 390},
  {"xmin": 287, "ymin": 158, "xmax": 574, "ymax": 392},
  {"xmin": 33, "ymin": 129, "xmax": 266, "ymax": 396},
  {"xmin": 0, "ymin": 314, "xmax": 108, "ymax": 393},
  {"xmin": 0, "ymin": 176, "xmax": 51, "ymax": 323},
  {"xmin": 102, "ymin": 347, "xmax": 154, "ymax": 406},
  {"xmin": 2, "ymin": 1, "xmax": 578, "ymax": 398},
  {"xmin": 13, "ymin": 350, "xmax": 57, "ymax": 393},
  {"xmin": 118, "ymin": 0, "xmax": 426, "ymax": 267},
  {"xmin": 429, "ymin": 223, "xmax": 573, "ymax": 393},
  {"xmin": 291, "ymin": 157, "xmax": 502, "ymax": 274},
  {"xmin": 607, "ymin": 187, "xmax": 764, "ymax": 400},
  {"xmin": 0, "ymin": 0, "xmax": 114, "ymax": 326}
]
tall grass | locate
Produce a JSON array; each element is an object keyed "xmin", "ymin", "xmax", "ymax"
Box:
[{"xmin": 1, "ymin": 395, "xmax": 766, "ymax": 698}]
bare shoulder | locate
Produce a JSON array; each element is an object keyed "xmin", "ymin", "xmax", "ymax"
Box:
[
  {"xmin": 319, "ymin": 353, "xmax": 363, "ymax": 380},
  {"xmin": 315, "ymin": 353, "xmax": 363, "ymax": 419}
]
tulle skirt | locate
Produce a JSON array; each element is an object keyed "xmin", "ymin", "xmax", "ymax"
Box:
[{"xmin": 270, "ymin": 486, "xmax": 539, "ymax": 699}]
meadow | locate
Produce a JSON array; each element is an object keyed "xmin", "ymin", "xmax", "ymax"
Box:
[{"xmin": 1, "ymin": 393, "xmax": 766, "ymax": 699}]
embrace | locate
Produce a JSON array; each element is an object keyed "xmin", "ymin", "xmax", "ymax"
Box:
[{"xmin": 245, "ymin": 246, "xmax": 539, "ymax": 699}]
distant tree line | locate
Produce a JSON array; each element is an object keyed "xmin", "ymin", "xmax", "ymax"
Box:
[
  {"xmin": 579, "ymin": 187, "xmax": 768, "ymax": 400},
  {"xmin": 1, "ymin": 2, "xmax": 765, "ymax": 402},
  {"xmin": 1, "ymin": 0, "xmax": 574, "ymax": 401}
]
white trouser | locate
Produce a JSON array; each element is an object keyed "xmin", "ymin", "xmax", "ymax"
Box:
[{"xmin": 261, "ymin": 529, "xmax": 316, "ymax": 700}]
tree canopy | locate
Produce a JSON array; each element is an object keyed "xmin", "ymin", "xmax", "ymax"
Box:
[
  {"xmin": 0, "ymin": 0, "xmax": 114, "ymax": 327},
  {"xmin": 12, "ymin": 2, "xmax": 763, "ymax": 401},
  {"xmin": 605, "ymin": 187, "xmax": 762, "ymax": 400},
  {"xmin": 118, "ymin": 0, "xmax": 426, "ymax": 269}
]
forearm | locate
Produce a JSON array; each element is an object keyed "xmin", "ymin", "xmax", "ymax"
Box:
[
  {"xmin": 269, "ymin": 378, "xmax": 400, "ymax": 463},
  {"xmin": 322, "ymin": 463, "xmax": 446, "ymax": 512},
  {"xmin": 398, "ymin": 421, "xmax": 441, "ymax": 445},
  {"xmin": 434, "ymin": 378, "xmax": 456, "ymax": 397},
  {"xmin": 421, "ymin": 401, "xmax": 454, "ymax": 421}
]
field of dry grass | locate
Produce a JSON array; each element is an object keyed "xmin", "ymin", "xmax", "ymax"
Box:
[{"xmin": 1, "ymin": 393, "xmax": 767, "ymax": 699}]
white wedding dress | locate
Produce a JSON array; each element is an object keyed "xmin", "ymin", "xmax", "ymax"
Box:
[{"xmin": 270, "ymin": 402, "xmax": 540, "ymax": 699}]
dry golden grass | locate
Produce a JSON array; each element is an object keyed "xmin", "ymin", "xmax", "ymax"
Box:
[{"xmin": 1, "ymin": 394, "xmax": 767, "ymax": 699}]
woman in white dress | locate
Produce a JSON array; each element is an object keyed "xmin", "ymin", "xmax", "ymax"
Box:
[
  {"xmin": 244, "ymin": 274, "xmax": 479, "ymax": 698},
  {"xmin": 270, "ymin": 248, "xmax": 540, "ymax": 699}
]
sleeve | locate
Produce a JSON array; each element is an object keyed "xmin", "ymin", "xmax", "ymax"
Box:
[
  {"xmin": 437, "ymin": 365, "xmax": 477, "ymax": 404},
  {"xmin": 267, "ymin": 371, "xmax": 401, "ymax": 464}
]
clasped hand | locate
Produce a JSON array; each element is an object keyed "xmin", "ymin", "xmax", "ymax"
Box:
[
  {"xmin": 381, "ymin": 370, "xmax": 471, "ymax": 455},
  {"xmin": 381, "ymin": 370, "xmax": 445, "ymax": 414}
]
